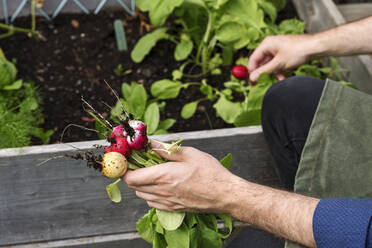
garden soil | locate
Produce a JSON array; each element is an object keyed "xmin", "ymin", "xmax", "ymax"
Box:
[{"xmin": 0, "ymin": 3, "xmax": 296, "ymax": 144}]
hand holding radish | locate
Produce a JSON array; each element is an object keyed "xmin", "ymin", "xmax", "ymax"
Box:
[
  {"xmin": 248, "ymin": 34, "xmax": 315, "ymax": 82},
  {"xmin": 123, "ymin": 142, "xmax": 238, "ymax": 213}
]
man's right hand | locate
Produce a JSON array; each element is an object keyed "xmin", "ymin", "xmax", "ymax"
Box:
[{"xmin": 248, "ymin": 34, "xmax": 316, "ymax": 82}]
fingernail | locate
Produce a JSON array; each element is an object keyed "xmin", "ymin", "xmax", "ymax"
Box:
[
  {"xmin": 150, "ymin": 140, "xmax": 163, "ymax": 149},
  {"xmin": 250, "ymin": 72, "xmax": 259, "ymax": 81}
]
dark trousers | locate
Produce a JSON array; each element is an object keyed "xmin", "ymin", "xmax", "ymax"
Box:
[
  {"xmin": 227, "ymin": 76, "xmax": 326, "ymax": 248},
  {"xmin": 261, "ymin": 76, "xmax": 326, "ymax": 190}
]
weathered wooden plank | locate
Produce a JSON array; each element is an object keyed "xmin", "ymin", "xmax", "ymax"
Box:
[
  {"xmin": 338, "ymin": 3, "xmax": 372, "ymax": 22},
  {"xmin": 6, "ymin": 233, "xmax": 150, "ymax": 248},
  {"xmin": 0, "ymin": 127, "xmax": 279, "ymax": 246},
  {"xmin": 291, "ymin": 0, "xmax": 372, "ymax": 94}
]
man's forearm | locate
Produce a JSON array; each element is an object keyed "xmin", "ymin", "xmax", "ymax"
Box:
[
  {"xmin": 223, "ymin": 176, "xmax": 320, "ymax": 247},
  {"xmin": 309, "ymin": 16, "xmax": 372, "ymax": 58}
]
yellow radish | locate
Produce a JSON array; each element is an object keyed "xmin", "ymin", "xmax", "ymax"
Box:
[{"xmin": 99, "ymin": 152, "xmax": 128, "ymax": 179}]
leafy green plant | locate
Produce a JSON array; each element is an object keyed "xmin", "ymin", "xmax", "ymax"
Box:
[
  {"xmin": 132, "ymin": 0, "xmax": 304, "ymax": 73},
  {"xmin": 135, "ymin": 153, "xmax": 234, "ymax": 248},
  {"xmin": 131, "ymin": 0, "xmax": 355, "ymax": 130},
  {"xmin": 109, "ymin": 82, "xmax": 176, "ymax": 135},
  {"xmin": 0, "ymin": 53, "xmax": 53, "ymax": 148},
  {"xmin": 114, "ymin": 64, "xmax": 132, "ymax": 76},
  {"xmin": 155, "ymin": 56, "xmax": 355, "ymax": 127}
]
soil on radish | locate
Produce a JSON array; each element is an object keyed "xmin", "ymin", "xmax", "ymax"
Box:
[{"xmin": 0, "ymin": 3, "xmax": 297, "ymax": 144}]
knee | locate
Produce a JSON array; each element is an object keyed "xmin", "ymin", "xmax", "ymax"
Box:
[{"xmin": 262, "ymin": 76, "xmax": 325, "ymax": 121}]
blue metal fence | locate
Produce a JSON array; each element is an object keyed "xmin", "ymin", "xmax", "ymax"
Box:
[{"xmin": 2, "ymin": 0, "xmax": 136, "ymax": 23}]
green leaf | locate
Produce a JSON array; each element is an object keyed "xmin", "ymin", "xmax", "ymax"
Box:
[
  {"xmin": 110, "ymin": 98, "xmax": 126, "ymax": 121},
  {"xmin": 216, "ymin": 22, "xmax": 243, "ymax": 43},
  {"xmin": 128, "ymin": 83, "xmax": 147, "ymax": 119},
  {"xmin": 136, "ymin": 0, "xmax": 154, "ymax": 11},
  {"xmin": 198, "ymin": 214, "xmax": 218, "ymax": 231},
  {"xmin": 205, "ymin": 0, "xmax": 229, "ymax": 10},
  {"xmin": 213, "ymin": 95, "xmax": 242, "ymax": 124},
  {"xmin": 0, "ymin": 59, "xmax": 17, "ymax": 88},
  {"xmin": 20, "ymin": 97, "xmax": 38, "ymax": 112},
  {"xmin": 219, "ymin": 153, "xmax": 232, "ymax": 169},
  {"xmin": 144, "ymin": 103, "xmax": 160, "ymax": 134},
  {"xmin": 149, "ymin": 0, "xmax": 184, "ymax": 26},
  {"xmin": 338, "ymin": 80, "xmax": 357, "ymax": 89},
  {"xmin": 153, "ymin": 129, "xmax": 168, "ymax": 135},
  {"xmin": 137, "ymin": 208, "xmax": 156, "ymax": 243},
  {"xmin": 234, "ymin": 73, "xmax": 275, "ymax": 127},
  {"xmin": 95, "ymin": 119, "xmax": 109, "ymax": 140},
  {"xmin": 164, "ymin": 223, "xmax": 190, "ymax": 248},
  {"xmin": 121, "ymin": 83, "xmax": 132, "ymax": 100},
  {"xmin": 153, "ymin": 232, "xmax": 167, "ymax": 248},
  {"xmin": 155, "ymin": 220, "xmax": 165, "ymax": 234},
  {"xmin": 234, "ymin": 109, "xmax": 262, "ymax": 126},
  {"xmin": 131, "ymin": 28, "xmax": 170, "ymax": 63},
  {"xmin": 216, "ymin": 214, "xmax": 233, "ymax": 238},
  {"xmin": 236, "ymin": 57, "xmax": 249, "ymax": 66},
  {"xmin": 197, "ymin": 215, "xmax": 222, "ymax": 248},
  {"xmin": 224, "ymin": 81, "xmax": 242, "ymax": 92},
  {"xmin": 257, "ymin": 0, "xmax": 277, "ymax": 22},
  {"xmin": 175, "ymin": 35, "xmax": 193, "ymax": 61},
  {"xmin": 158, "ymin": 118, "xmax": 176, "ymax": 130},
  {"xmin": 172, "ymin": 69, "xmax": 183, "ymax": 81},
  {"xmin": 222, "ymin": 0, "xmax": 266, "ymax": 31},
  {"xmin": 222, "ymin": 45, "xmax": 234, "ymax": 66},
  {"xmin": 106, "ymin": 179, "xmax": 122, "ymax": 203},
  {"xmin": 278, "ymin": 19, "xmax": 305, "ymax": 34},
  {"xmin": 30, "ymin": 128, "xmax": 54, "ymax": 144},
  {"xmin": 267, "ymin": 0, "xmax": 286, "ymax": 10},
  {"xmin": 181, "ymin": 101, "xmax": 199, "ymax": 119},
  {"xmin": 3, "ymin": 79, "xmax": 23, "ymax": 90},
  {"xmin": 151, "ymin": 80, "xmax": 187, "ymax": 99},
  {"xmin": 0, "ymin": 48, "xmax": 5, "ymax": 59},
  {"xmin": 156, "ymin": 209, "xmax": 186, "ymax": 231},
  {"xmin": 200, "ymin": 83, "xmax": 214, "ymax": 99}
]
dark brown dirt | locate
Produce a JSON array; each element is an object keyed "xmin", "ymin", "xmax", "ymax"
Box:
[{"xmin": 0, "ymin": 3, "xmax": 296, "ymax": 144}]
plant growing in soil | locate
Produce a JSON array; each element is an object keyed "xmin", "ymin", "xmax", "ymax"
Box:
[
  {"xmin": 0, "ymin": 50, "xmax": 53, "ymax": 148},
  {"xmin": 131, "ymin": 0, "xmax": 302, "ymax": 74},
  {"xmin": 109, "ymin": 81, "xmax": 177, "ymax": 135},
  {"xmin": 171, "ymin": 57, "xmax": 356, "ymax": 126}
]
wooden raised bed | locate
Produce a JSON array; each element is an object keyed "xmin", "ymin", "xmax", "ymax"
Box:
[
  {"xmin": 292, "ymin": 0, "xmax": 372, "ymax": 94},
  {"xmin": 0, "ymin": 127, "xmax": 282, "ymax": 248}
]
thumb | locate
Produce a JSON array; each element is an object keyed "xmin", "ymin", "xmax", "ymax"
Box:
[
  {"xmin": 151, "ymin": 140, "xmax": 190, "ymax": 162},
  {"xmin": 249, "ymin": 57, "xmax": 282, "ymax": 82}
]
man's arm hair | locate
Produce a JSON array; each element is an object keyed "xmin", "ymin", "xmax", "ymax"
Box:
[
  {"xmin": 310, "ymin": 16, "xmax": 372, "ymax": 58},
  {"xmin": 224, "ymin": 176, "xmax": 319, "ymax": 248}
]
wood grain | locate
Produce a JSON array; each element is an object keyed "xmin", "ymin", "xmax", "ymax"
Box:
[{"xmin": 0, "ymin": 128, "xmax": 279, "ymax": 246}]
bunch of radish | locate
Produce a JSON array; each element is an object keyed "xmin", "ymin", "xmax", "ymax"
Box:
[{"xmin": 101, "ymin": 120, "xmax": 148, "ymax": 179}]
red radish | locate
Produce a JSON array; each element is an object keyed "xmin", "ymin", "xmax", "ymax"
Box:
[
  {"xmin": 106, "ymin": 137, "xmax": 131, "ymax": 157},
  {"xmin": 232, "ymin": 65, "xmax": 249, "ymax": 80},
  {"xmin": 111, "ymin": 125, "xmax": 124, "ymax": 139},
  {"xmin": 99, "ymin": 152, "xmax": 128, "ymax": 179},
  {"xmin": 127, "ymin": 130, "xmax": 148, "ymax": 150},
  {"xmin": 129, "ymin": 120, "xmax": 147, "ymax": 134}
]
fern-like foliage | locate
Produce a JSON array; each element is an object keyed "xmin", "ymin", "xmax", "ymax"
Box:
[{"xmin": 0, "ymin": 78, "xmax": 52, "ymax": 149}]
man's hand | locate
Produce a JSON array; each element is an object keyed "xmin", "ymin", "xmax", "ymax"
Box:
[
  {"xmin": 248, "ymin": 34, "xmax": 315, "ymax": 82},
  {"xmin": 123, "ymin": 144, "xmax": 318, "ymax": 247},
  {"xmin": 123, "ymin": 144, "xmax": 238, "ymax": 213},
  {"xmin": 248, "ymin": 16, "xmax": 372, "ymax": 82}
]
